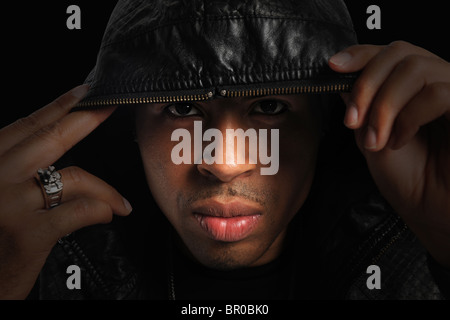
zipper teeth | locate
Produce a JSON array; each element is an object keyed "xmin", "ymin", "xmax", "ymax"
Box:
[
  {"xmin": 371, "ymin": 224, "xmax": 408, "ymax": 264},
  {"xmin": 223, "ymin": 83, "xmax": 351, "ymax": 98},
  {"xmin": 76, "ymin": 92, "xmax": 214, "ymax": 108},
  {"xmin": 76, "ymin": 83, "xmax": 351, "ymax": 108}
]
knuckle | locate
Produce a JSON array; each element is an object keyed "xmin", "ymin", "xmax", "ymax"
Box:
[
  {"xmin": 395, "ymin": 110, "xmax": 418, "ymax": 135},
  {"xmin": 426, "ymin": 82, "xmax": 450, "ymax": 100},
  {"xmin": 72, "ymin": 198, "xmax": 91, "ymax": 220},
  {"xmin": 5, "ymin": 184, "xmax": 31, "ymax": 210},
  {"xmin": 63, "ymin": 166, "xmax": 84, "ymax": 184},
  {"xmin": 351, "ymin": 77, "xmax": 372, "ymax": 105},
  {"xmin": 100, "ymin": 210, "xmax": 114, "ymax": 224},
  {"xmin": 72, "ymin": 198, "xmax": 112, "ymax": 224},
  {"xmin": 395, "ymin": 110, "xmax": 408, "ymax": 129},
  {"xmin": 0, "ymin": 181, "xmax": 37, "ymax": 218},
  {"xmin": 12, "ymin": 113, "xmax": 42, "ymax": 136},
  {"xmin": 353, "ymin": 76, "xmax": 369, "ymax": 94},
  {"xmin": 398, "ymin": 55, "xmax": 425, "ymax": 74},
  {"xmin": 51, "ymin": 94, "xmax": 72, "ymax": 112},
  {"xmin": 33, "ymin": 121, "xmax": 68, "ymax": 153},
  {"xmin": 388, "ymin": 40, "xmax": 412, "ymax": 52},
  {"xmin": 369, "ymin": 104, "xmax": 389, "ymax": 127},
  {"xmin": 0, "ymin": 200, "xmax": 42, "ymax": 249}
]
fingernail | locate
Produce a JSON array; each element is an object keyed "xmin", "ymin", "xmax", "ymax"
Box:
[
  {"xmin": 71, "ymin": 84, "xmax": 89, "ymax": 99},
  {"xmin": 123, "ymin": 197, "xmax": 133, "ymax": 213},
  {"xmin": 364, "ymin": 126, "xmax": 377, "ymax": 150},
  {"xmin": 344, "ymin": 103, "xmax": 358, "ymax": 127},
  {"xmin": 329, "ymin": 52, "xmax": 352, "ymax": 67}
]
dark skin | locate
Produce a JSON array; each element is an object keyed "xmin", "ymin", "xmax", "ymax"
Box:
[
  {"xmin": 0, "ymin": 42, "xmax": 449, "ymax": 299},
  {"xmin": 135, "ymin": 95, "xmax": 322, "ymax": 270},
  {"xmin": 330, "ymin": 42, "xmax": 450, "ymax": 268}
]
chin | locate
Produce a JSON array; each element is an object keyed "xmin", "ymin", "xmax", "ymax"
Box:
[{"xmin": 182, "ymin": 234, "xmax": 275, "ymax": 270}]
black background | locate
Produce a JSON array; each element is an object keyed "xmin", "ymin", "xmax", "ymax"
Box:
[
  {"xmin": 1, "ymin": 1, "xmax": 449, "ymax": 127},
  {"xmin": 0, "ymin": 0, "xmax": 449, "ymax": 309}
]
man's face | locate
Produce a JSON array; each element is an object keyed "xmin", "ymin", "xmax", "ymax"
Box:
[{"xmin": 135, "ymin": 95, "xmax": 322, "ymax": 270}]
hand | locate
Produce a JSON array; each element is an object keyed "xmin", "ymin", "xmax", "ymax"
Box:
[
  {"xmin": 0, "ymin": 85, "xmax": 132, "ymax": 299},
  {"xmin": 329, "ymin": 41, "xmax": 450, "ymax": 267}
]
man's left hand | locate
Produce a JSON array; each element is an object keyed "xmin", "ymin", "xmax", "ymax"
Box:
[{"xmin": 329, "ymin": 41, "xmax": 450, "ymax": 267}]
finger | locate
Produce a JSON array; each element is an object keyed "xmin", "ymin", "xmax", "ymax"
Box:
[
  {"xmin": 330, "ymin": 42, "xmax": 438, "ymax": 129},
  {"xmin": 331, "ymin": 44, "xmax": 389, "ymax": 128},
  {"xmin": 362, "ymin": 55, "xmax": 440, "ymax": 151},
  {"xmin": 390, "ymin": 82, "xmax": 450, "ymax": 150},
  {"xmin": 0, "ymin": 106, "xmax": 116, "ymax": 183},
  {"xmin": 59, "ymin": 166, "xmax": 132, "ymax": 216},
  {"xmin": 339, "ymin": 93, "xmax": 358, "ymax": 126},
  {"xmin": 39, "ymin": 197, "xmax": 116, "ymax": 246},
  {"xmin": 329, "ymin": 42, "xmax": 437, "ymax": 73},
  {"xmin": 0, "ymin": 85, "xmax": 89, "ymax": 155},
  {"xmin": 329, "ymin": 44, "xmax": 385, "ymax": 73},
  {"xmin": 12, "ymin": 166, "xmax": 132, "ymax": 216}
]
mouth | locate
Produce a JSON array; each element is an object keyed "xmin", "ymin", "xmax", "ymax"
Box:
[{"xmin": 192, "ymin": 200, "xmax": 262, "ymax": 242}]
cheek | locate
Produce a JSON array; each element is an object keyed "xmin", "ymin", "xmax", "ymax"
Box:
[
  {"xmin": 280, "ymin": 124, "xmax": 321, "ymax": 174},
  {"xmin": 275, "ymin": 114, "xmax": 321, "ymax": 211},
  {"xmin": 136, "ymin": 125, "xmax": 189, "ymax": 218},
  {"xmin": 282, "ymin": 106, "xmax": 321, "ymax": 167}
]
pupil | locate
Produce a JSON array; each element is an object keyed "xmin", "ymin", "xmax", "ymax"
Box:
[
  {"xmin": 260, "ymin": 101, "xmax": 277, "ymax": 113},
  {"xmin": 175, "ymin": 103, "xmax": 192, "ymax": 115}
]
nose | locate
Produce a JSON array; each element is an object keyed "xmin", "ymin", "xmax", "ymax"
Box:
[
  {"xmin": 198, "ymin": 161, "xmax": 256, "ymax": 183},
  {"xmin": 197, "ymin": 122, "xmax": 258, "ymax": 182}
]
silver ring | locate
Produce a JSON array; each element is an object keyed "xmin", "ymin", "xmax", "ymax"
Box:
[{"xmin": 36, "ymin": 165, "xmax": 63, "ymax": 209}]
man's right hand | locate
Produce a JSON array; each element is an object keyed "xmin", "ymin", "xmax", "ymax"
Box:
[{"xmin": 0, "ymin": 85, "xmax": 132, "ymax": 299}]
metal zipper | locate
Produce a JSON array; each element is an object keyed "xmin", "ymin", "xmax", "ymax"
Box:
[
  {"xmin": 371, "ymin": 223, "xmax": 408, "ymax": 264},
  {"xmin": 75, "ymin": 91, "xmax": 214, "ymax": 108},
  {"xmin": 75, "ymin": 82, "xmax": 353, "ymax": 108},
  {"xmin": 219, "ymin": 83, "xmax": 352, "ymax": 98}
]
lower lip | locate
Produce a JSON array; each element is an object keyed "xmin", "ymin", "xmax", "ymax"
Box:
[{"xmin": 194, "ymin": 213, "xmax": 260, "ymax": 242}]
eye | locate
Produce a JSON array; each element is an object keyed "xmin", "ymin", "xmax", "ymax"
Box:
[
  {"xmin": 253, "ymin": 100, "xmax": 288, "ymax": 115},
  {"xmin": 166, "ymin": 103, "xmax": 202, "ymax": 117}
]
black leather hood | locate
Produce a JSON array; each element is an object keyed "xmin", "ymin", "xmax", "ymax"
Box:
[{"xmin": 77, "ymin": 0, "xmax": 358, "ymax": 108}]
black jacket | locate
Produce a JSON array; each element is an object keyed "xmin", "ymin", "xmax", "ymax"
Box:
[{"xmin": 33, "ymin": 0, "xmax": 449, "ymax": 299}]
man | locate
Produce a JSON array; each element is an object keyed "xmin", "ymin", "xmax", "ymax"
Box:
[{"xmin": 0, "ymin": 0, "xmax": 449, "ymax": 300}]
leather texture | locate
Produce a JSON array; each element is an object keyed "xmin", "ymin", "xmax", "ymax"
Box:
[
  {"xmin": 79, "ymin": 0, "xmax": 358, "ymax": 106},
  {"xmin": 30, "ymin": 0, "xmax": 449, "ymax": 300}
]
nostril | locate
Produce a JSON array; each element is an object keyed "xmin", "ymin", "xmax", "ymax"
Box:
[
  {"xmin": 197, "ymin": 162, "xmax": 255, "ymax": 183},
  {"xmin": 197, "ymin": 165, "xmax": 216, "ymax": 180}
]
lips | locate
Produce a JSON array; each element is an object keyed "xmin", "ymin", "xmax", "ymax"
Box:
[{"xmin": 192, "ymin": 200, "xmax": 262, "ymax": 242}]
